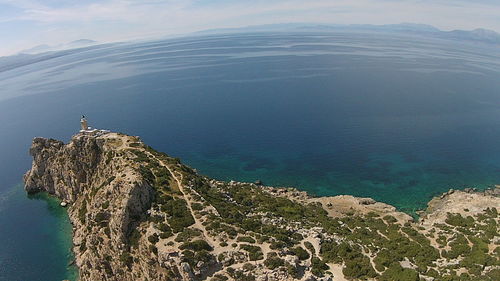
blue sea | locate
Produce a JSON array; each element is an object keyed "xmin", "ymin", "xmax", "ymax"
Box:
[{"xmin": 0, "ymin": 31, "xmax": 499, "ymax": 280}]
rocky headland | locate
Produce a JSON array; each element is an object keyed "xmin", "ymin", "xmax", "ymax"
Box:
[{"xmin": 24, "ymin": 132, "xmax": 500, "ymax": 281}]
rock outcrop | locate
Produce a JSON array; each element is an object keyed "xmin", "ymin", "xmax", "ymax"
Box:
[
  {"xmin": 24, "ymin": 132, "xmax": 500, "ymax": 281},
  {"xmin": 25, "ymin": 133, "xmax": 157, "ymax": 280}
]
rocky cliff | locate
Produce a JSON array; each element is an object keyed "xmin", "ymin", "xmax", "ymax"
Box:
[
  {"xmin": 25, "ymin": 133, "xmax": 156, "ymax": 280},
  {"xmin": 24, "ymin": 132, "xmax": 500, "ymax": 281}
]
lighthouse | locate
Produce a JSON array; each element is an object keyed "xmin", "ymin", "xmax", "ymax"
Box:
[
  {"xmin": 80, "ymin": 115, "xmax": 89, "ymax": 131},
  {"xmin": 79, "ymin": 116, "xmax": 110, "ymax": 136}
]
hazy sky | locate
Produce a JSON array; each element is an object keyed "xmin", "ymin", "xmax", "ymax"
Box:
[{"xmin": 1, "ymin": 0, "xmax": 499, "ymax": 56}]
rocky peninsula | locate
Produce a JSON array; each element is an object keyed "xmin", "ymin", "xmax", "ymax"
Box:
[{"xmin": 24, "ymin": 132, "xmax": 499, "ymax": 281}]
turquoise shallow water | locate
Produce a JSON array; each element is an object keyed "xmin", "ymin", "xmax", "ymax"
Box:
[
  {"xmin": 184, "ymin": 149, "xmax": 500, "ymax": 214},
  {"xmin": 0, "ymin": 185, "xmax": 77, "ymax": 281},
  {"xmin": 0, "ymin": 31, "xmax": 500, "ymax": 280}
]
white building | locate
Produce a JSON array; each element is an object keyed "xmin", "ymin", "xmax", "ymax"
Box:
[{"xmin": 80, "ymin": 115, "xmax": 110, "ymax": 136}]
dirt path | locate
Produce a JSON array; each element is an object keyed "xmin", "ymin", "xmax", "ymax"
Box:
[
  {"xmin": 328, "ymin": 263, "xmax": 347, "ymax": 281},
  {"xmin": 142, "ymin": 150, "xmax": 221, "ymax": 252}
]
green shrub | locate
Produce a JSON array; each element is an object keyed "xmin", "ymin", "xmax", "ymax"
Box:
[
  {"xmin": 343, "ymin": 256, "xmax": 377, "ymax": 279},
  {"xmin": 264, "ymin": 253, "xmax": 284, "ymax": 269},
  {"xmin": 243, "ymin": 263, "xmax": 256, "ymax": 271},
  {"xmin": 180, "ymin": 240, "xmax": 213, "ymax": 252},
  {"xmin": 148, "ymin": 233, "xmax": 159, "ymax": 244},
  {"xmin": 102, "ymin": 201, "xmax": 109, "ymax": 209},
  {"xmin": 175, "ymin": 228, "xmax": 202, "ymax": 242},
  {"xmin": 311, "ymin": 257, "xmax": 329, "ymax": 277},
  {"xmin": 484, "ymin": 207, "xmax": 498, "ymax": 218},
  {"xmin": 290, "ymin": 246, "xmax": 310, "ymax": 260},
  {"xmin": 286, "ymin": 262, "xmax": 300, "ymax": 278},
  {"xmin": 131, "ymin": 149, "xmax": 149, "ymax": 162},
  {"xmin": 95, "ymin": 212, "xmax": 109, "ymax": 228},
  {"xmin": 119, "ymin": 252, "xmax": 134, "ymax": 269},
  {"xmin": 379, "ymin": 263, "xmax": 419, "ymax": 281},
  {"xmin": 241, "ymin": 218, "xmax": 262, "ymax": 231},
  {"xmin": 383, "ymin": 215, "xmax": 397, "ymax": 224},
  {"xmin": 101, "ymin": 260, "xmax": 113, "ymax": 276},
  {"xmin": 129, "ymin": 228, "xmax": 141, "ymax": 248},
  {"xmin": 161, "ymin": 199, "xmax": 195, "ymax": 232},
  {"xmin": 304, "ymin": 241, "xmax": 315, "ymax": 255},
  {"xmin": 105, "ymin": 151, "xmax": 114, "ymax": 164},
  {"xmin": 158, "ymin": 223, "xmax": 171, "ymax": 232},
  {"xmin": 445, "ymin": 213, "xmax": 474, "ymax": 228},
  {"xmin": 181, "ymin": 249, "xmax": 214, "ymax": 268},
  {"xmin": 270, "ymin": 240, "xmax": 287, "ymax": 250},
  {"xmin": 192, "ymin": 202, "xmax": 204, "ymax": 211},
  {"xmin": 104, "ymin": 176, "xmax": 116, "ymax": 187},
  {"xmin": 426, "ymin": 268, "xmax": 439, "ymax": 278},
  {"xmin": 320, "ymin": 241, "xmax": 349, "ymax": 264},
  {"xmin": 211, "ymin": 274, "xmax": 228, "ymax": 281},
  {"xmin": 149, "ymin": 245, "xmax": 158, "ymax": 255},
  {"xmin": 374, "ymin": 249, "xmax": 396, "ymax": 271},
  {"xmin": 240, "ymin": 244, "xmax": 264, "ymax": 261},
  {"xmin": 79, "ymin": 240, "xmax": 87, "ymax": 252},
  {"xmin": 436, "ymin": 235, "xmax": 447, "ymax": 246},
  {"xmin": 237, "ymin": 236, "xmax": 256, "ymax": 244},
  {"xmin": 159, "ymin": 232, "xmax": 172, "ymax": 239},
  {"xmin": 139, "ymin": 165, "xmax": 155, "ymax": 184},
  {"xmin": 444, "ymin": 235, "xmax": 471, "ymax": 259}
]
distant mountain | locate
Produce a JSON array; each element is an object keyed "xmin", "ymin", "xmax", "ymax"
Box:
[
  {"xmin": 344, "ymin": 23, "xmax": 441, "ymax": 33},
  {"xmin": 445, "ymin": 28, "xmax": 500, "ymax": 44},
  {"xmin": 1, "ymin": 41, "xmax": 108, "ymax": 74},
  {"xmin": 383, "ymin": 23, "xmax": 441, "ymax": 32},
  {"xmin": 19, "ymin": 44, "xmax": 53, "ymax": 54},
  {"xmin": 0, "ymin": 51, "xmax": 77, "ymax": 73},
  {"xmin": 69, "ymin": 39, "xmax": 96, "ymax": 45},
  {"xmin": 196, "ymin": 23, "xmax": 500, "ymax": 45},
  {"xmin": 19, "ymin": 39, "xmax": 98, "ymax": 55},
  {"xmin": 193, "ymin": 23, "xmax": 314, "ymax": 34}
]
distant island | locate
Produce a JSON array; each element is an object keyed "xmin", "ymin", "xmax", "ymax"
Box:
[
  {"xmin": 196, "ymin": 23, "xmax": 500, "ymax": 45},
  {"xmin": 19, "ymin": 39, "xmax": 98, "ymax": 55},
  {"xmin": 24, "ymin": 130, "xmax": 499, "ymax": 280}
]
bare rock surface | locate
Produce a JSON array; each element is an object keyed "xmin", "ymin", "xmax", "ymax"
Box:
[{"xmin": 420, "ymin": 189, "xmax": 500, "ymax": 227}]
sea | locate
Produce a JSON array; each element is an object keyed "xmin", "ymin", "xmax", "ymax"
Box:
[{"xmin": 0, "ymin": 31, "xmax": 499, "ymax": 281}]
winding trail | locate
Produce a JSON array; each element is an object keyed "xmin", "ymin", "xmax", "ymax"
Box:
[
  {"xmin": 132, "ymin": 145, "xmax": 344, "ymax": 280},
  {"xmin": 143, "ymin": 150, "xmax": 219, "ymax": 251}
]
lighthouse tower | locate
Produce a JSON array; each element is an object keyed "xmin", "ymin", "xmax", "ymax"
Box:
[
  {"xmin": 80, "ymin": 115, "xmax": 89, "ymax": 131},
  {"xmin": 79, "ymin": 115, "xmax": 110, "ymax": 136}
]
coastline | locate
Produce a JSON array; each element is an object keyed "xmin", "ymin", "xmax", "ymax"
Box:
[
  {"xmin": 0, "ymin": 184, "xmax": 78, "ymax": 281},
  {"xmin": 2, "ymin": 167, "xmax": 493, "ymax": 281},
  {"xmin": 27, "ymin": 192, "xmax": 79, "ymax": 281},
  {"xmin": 22, "ymin": 132, "xmax": 500, "ymax": 280},
  {"xmin": 181, "ymin": 151, "xmax": 500, "ymax": 216}
]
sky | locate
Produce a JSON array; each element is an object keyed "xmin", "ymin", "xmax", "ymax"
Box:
[{"xmin": 0, "ymin": 0, "xmax": 499, "ymax": 56}]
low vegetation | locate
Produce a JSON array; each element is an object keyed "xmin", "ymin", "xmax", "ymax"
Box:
[{"xmin": 63, "ymin": 136, "xmax": 500, "ymax": 280}]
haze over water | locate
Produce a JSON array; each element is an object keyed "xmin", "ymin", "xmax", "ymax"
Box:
[{"xmin": 0, "ymin": 31, "xmax": 500, "ymax": 280}]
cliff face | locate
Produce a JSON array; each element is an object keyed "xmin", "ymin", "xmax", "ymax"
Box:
[
  {"xmin": 24, "ymin": 132, "xmax": 500, "ymax": 281},
  {"xmin": 25, "ymin": 133, "xmax": 158, "ymax": 281},
  {"xmin": 25, "ymin": 136, "xmax": 101, "ymax": 200}
]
